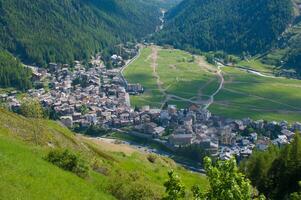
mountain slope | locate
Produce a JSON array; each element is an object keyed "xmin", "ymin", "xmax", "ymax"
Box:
[
  {"xmin": 0, "ymin": 109, "xmax": 207, "ymax": 199},
  {"xmin": 0, "ymin": 0, "xmax": 161, "ymax": 66},
  {"xmin": 261, "ymin": 1, "xmax": 301, "ymax": 72},
  {"xmin": 155, "ymin": 0, "xmax": 294, "ymax": 55},
  {"xmin": 0, "ymin": 50, "xmax": 32, "ymax": 91},
  {"xmin": 0, "ymin": 135, "xmax": 115, "ymax": 200}
]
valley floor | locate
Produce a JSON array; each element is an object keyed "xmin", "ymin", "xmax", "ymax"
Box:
[
  {"xmin": 123, "ymin": 45, "xmax": 220, "ymax": 109},
  {"xmin": 124, "ymin": 46, "xmax": 301, "ymax": 122}
]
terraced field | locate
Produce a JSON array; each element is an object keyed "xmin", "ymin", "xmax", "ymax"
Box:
[{"xmin": 123, "ymin": 46, "xmax": 219, "ymax": 108}]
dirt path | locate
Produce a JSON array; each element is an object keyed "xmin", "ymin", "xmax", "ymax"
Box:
[
  {"xmin": 151, "ymin": 46, "xmax": 166, "ymax": 95},
  {"xmin": 77, "ymin": 135, "xmax": 138, "ymax": 156},
  {"xmin": 149, "ymin": 46, "xmax": 209, "ymax": 108}
]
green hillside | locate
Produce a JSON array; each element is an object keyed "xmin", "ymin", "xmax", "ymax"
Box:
[
  {"xmin": 0, "ymin": 136, "xmax": 114, "ymax": 200},
  {"xmin": 155, "ymin": 0, "xmax": 294, "ymax": 55},
  {"xmin": 0, "ymin": 0, "xmax": 162, "ymax": 66},
  {"xmin": 0, "ymin": 109, "xmax": 207, "ymax": 200}
]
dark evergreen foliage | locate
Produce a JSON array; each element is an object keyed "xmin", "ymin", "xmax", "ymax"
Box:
[
  {"xmin": 241, "ymin": 134, "xmax": 301, "ymax": 200},
  {"xmin": 0, "ymin": 0, "xmax": 161, "ymax": 66},
  {"xmin": 155, "ymin": 0, "xmax": 294, "ymax": 55},
  {"xmin": 0, "ymin": 50, "xmax": 32, "ymax": 91}
]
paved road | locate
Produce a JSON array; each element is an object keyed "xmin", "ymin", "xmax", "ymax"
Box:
[
  {"xmin": 235, "ymin": 66, "xmax": 278, "ymax": 78},
  {"xmin": 119, "ymin": 45, "xmax": 142, "ymax": 86},
  {"xmin": 204, "ymin": 64, "xmax": 225, "ymax": 109}
]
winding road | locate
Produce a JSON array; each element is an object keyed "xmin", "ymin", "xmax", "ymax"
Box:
[
  {"xmin": 204, "ymin": 64, "xmax": 225, "ymax": 109},
  {"xmin": 119, "ymin": 45, "xmax": 142, "ymax": 86}
]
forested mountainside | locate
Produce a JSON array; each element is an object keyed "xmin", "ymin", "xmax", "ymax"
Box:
[
  {"xmin": 155, "ymin": 0, "xmax": 294, "ymax": 55},
  {"xmin": 0, "ymin": 50, "xmax": 32, "ymax": 91},
  {"xmin": 262, "ymin": 1, "xmax": 301, "ymax": 72},
  {"xmin": 147, "ymin": 0, "xmax": 183, "ymax": 9},
  {"xmin": 0, "ymin": 0, "xmax": 163, "ymax": 67}
]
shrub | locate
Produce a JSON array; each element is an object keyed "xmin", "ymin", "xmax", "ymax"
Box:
[
  {"xmin": 19, "ymin": 99, "xmax": 45, "ymax": 118},
  {"xmin": 45, "ymin": 149, "xmax": 89, "ymax": 178},
  {"xmin": 147, "ymin": 154, "xmax": 157, "ymax": 163},
  {"xmin": 91, "ymin": 158, "xmax": 109, "ymax": 176},
  {"xmin": 108, "ymin": 170, "xmax": 161, "ymax": 200}
]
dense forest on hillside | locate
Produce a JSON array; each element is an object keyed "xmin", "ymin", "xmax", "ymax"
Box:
[
  {"xmin": 155, "ymin": 0, "xmax": 294, "ymax": 55},
  {"xmin": 147, "ymin": 0, "xmax": 183, "ymax": 9},
  {"xmin": 262, "ymin": 18, "xmax": 301, "ymax": 72},
  {"xmin": 0, "ymin": 0, "xmax": 161, "ymax": 67},
  {"xmin": 0, "ymin": 50, "xmax": 32, "ymax": 91},
  {"xmin": 241, "ymin": 135, "xmax": 301, "ymax": 200}
]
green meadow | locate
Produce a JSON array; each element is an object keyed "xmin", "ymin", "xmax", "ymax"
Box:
[
  {"xmin": 124, "ymin": 46, "xmax": 219, "ymax": 108},
  {"xmin": 211, "ymin": 67, "xmax": 301, "ymax": 122},
  {"xmin": 124, "ymin": 46, "xmax": 301, "ymax": 122}
]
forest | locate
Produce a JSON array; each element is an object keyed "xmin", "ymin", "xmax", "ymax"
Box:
[
  {"xmin": 0, "ymin": 50, "xmax": 32, "ymax": 91},
  {"xmin": 155, "ymin": 0, "xmax": 294, "ymax": 55},
  {"xmin": 241, "ymin": 135, "xmax": 301, "ymax": 200},
  {"xmin": 0, "ymin": 0, "xmax": 161, "ymax": 67}
]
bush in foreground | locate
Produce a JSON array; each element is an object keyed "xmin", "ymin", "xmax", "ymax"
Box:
[
  {"xmin": 45, "ymin": 149, "xmax": 89, "ymax": 178},
  {"xmin": 163, "ymin": 157, "xmax": 264, "ymax": 200}
]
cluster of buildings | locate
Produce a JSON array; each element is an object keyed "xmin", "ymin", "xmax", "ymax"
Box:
[
  {"xmin": 3, "ymin": 56, "xmax": 135, "ymax": 129},
  {"xmin": 117, "ymin": 103, "xmax": 301, "ymax": 161},
  {"xmin": 1, "ymin": 53, "xmax": 301, "ymax": 161}
]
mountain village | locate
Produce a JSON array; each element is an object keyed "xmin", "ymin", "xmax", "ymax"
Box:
[{"xmin": 1, "ymin": 53, "xmax": 301, "ymax": 161}]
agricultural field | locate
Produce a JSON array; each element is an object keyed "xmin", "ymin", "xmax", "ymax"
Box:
[
  {"xmin": 123, "ymin": 46, "xmax": 220, "ymax": 108},
  {"xmin": 210, "ymin": 67, "xmax": 301, "ymax": 122}
]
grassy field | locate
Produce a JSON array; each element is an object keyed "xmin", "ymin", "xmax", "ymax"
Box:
[
  {"xmin": 210, "ymin": 67, "xmax": 301, "ymax": 122},
  {"xmin": 124, "ymin": 45, "xmax": 301, "ymax": 122},
  {"xmin": 0, "ymin": 109, "xmax": 207, "ymax": 199},
  {"xmin": 124, "ymin": 46, "xmax": 219, "ymax": 108},
  {"xmin": 237, "ymin": 58, "xmax": 277, "ymax": 75}
]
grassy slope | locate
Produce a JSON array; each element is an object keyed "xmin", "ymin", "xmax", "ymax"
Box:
[
  {"xmin": 0, "ymin": 135, "xmax": 114, "ymax": 200},
  {"xmin": 0, "ymin": 109, "xmax": 207, "ymax": 199},
  {"xmin": 237, "ymin": 59, "xmax": 278, "ymax": 75},
  {"xmin": 210, "ymin": 67, "xmax": 301, "ymax": 122},
  {"xmin": 124, "ymin": 46, "xmax": 218, "ymax": 108}
]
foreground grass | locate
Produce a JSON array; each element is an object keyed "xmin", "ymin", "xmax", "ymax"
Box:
[
  {"xmin": 0, "ymin": 109, "xmax": 207, "ymax": 199},
  {"xmin": 0, "ymin": 135, "xmax": 113, "ymax": 200}
]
